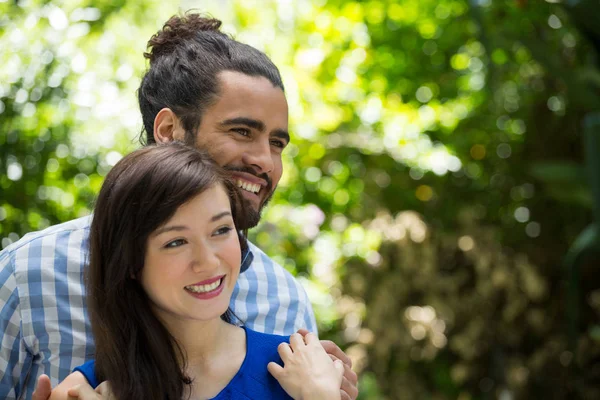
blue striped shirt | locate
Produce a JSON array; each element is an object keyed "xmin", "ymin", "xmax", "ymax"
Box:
[{"xmin": 0, "ymin": 216, "xmax": 316, "ymax": 400}]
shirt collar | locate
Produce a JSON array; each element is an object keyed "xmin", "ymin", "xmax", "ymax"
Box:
[{"xmin": 240, "ymin": 245, "xmax": 253, "ymax": 273}]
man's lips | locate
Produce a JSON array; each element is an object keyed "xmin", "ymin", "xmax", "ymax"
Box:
[
  {"xmin": 224, "ymin": 166, "xmax": 272, "ymax": 190},
  {"xmin": 231, "ymin": 174, "xmax": 270, "ymax": 199}
]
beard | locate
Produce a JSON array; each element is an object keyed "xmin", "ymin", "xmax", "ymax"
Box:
[
  {"xmin": 243, "ymin": 189, "xmax": 274, "ymax": 228},
  {"xmin": 223, "ymin": 165, "xmax": 274, "ymax": 229}
]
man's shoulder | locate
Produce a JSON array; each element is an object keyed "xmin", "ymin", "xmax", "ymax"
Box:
[
  {"xmin": 246, "ymin": 241, "xmax": 298, "ymax": 281},
  {"xmin": 1, "ymin": 216, "xmax": 92, "ymax": 261},
  {"xmin": 232, "ymin": 242, "xmax": 318, "ymax": 334},
  {"xmin": 246, "ymin": 241, "xmax": 283, "ymax": 269}
]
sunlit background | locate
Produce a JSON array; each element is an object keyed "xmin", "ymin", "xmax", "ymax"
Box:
[{"xmin": 2, "ymin": 0, "xmax": 599, "ymax": 398}]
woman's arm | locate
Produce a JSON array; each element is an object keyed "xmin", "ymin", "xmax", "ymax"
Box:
[{"xmin": 268, "ymin": 333, "xmax": 344, "ymax": 400}]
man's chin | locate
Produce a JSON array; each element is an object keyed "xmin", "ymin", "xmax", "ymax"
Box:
[
  {"xmin": 239, "ymin": 193, "xmax": 273, "ymax": 230},
  {"xmin": 244, "ymin": 207, "xmax": 261, "ymax": 229}
]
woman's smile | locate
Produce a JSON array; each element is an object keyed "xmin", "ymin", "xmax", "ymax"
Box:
[{"xmin": 184, "ymin": 275, "xmax": 226, "ymax": 299}]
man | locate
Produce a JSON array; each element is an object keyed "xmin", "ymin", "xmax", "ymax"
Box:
[{"xmin": 0, "ymin": 14, "xmax": 358, "ymax": 400}]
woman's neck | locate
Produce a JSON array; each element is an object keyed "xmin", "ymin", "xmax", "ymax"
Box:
[
  {"xmin": 164, "ymin": 316, "xmax": 233, "ymax": 365},
  {"xmin": 165, "ymin": 317, "xmax": 247, "ymax": 399}
]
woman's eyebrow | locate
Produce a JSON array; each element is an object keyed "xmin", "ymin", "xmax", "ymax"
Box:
[
  {"xmin": 211, "ymin": 211, "xmax": 232, "ymax": 222},
  {"xmin": 152, "ymin": 225, "xmax": 189, "ymax": 237}
]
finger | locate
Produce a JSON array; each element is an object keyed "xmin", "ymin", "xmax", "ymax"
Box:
[
  {"xmin": 340, "ymin": 375, "xmax": 359, "ymax": 400},
  {"xmin": 303, "ymin": 332, "xmax": 318, "ymax": 346},
  {"xmin": 66, "ymin": 384, "xmax": 81, "ymax": 398},
  {"xmin": 340, "ymin": 390, "xmax": 352, "ymax": 400},
  {"xmin": 68, "ymin": 381, "xmax": 98, "ymax": 398},
  {"xmin": 267, "ymin": 361, "xmax": 285, "ymax": 380},
  {"xmin": 320, "ymin": 340, "xmax": 352, "ymax": 368},
  {"xmin": 32, "ymin": 374, "xmax": 53, "ymax": 400},
  {"xmin": 334, "ymin": 359, "xmax": 345, "ymax": 379},
  {"xmin": 277, "ymin": 342, "xmax": 294, "ymax": 362},
  {"xmin": 289, "ymin": 333, "xmax": 305, "ymax": 351},
  {"xmin": 296, "ymin": 328, "xmax": 310, "ymax": 337},
  {"xmin": 343, "ymin": 361, "xmax": 358, "ymax": 386}
]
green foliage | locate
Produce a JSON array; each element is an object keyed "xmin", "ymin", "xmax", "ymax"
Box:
[
  {"xmin": 0, "ymin": 0, "xmax": 176, "ymax": 243},
  {"xmin": 2, "ymin": 0, "xmax": 600, "ymax": 398}
]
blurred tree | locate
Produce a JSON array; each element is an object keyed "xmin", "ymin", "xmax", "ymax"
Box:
[{"xmin": 0, "ymin": 0, "xmax": 176, "ymax": 245}]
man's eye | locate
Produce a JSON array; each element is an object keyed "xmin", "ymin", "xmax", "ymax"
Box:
[
  {"xmin": 213, "ymin": 226, "xmax": 233, "ymax": 236},
  {"xmin": 270, "ymin": 139, "xmax": 285, "ymax": 148},
  {"xmin": 233, "ymin": 128, "xmax": 250, "ymax": 137},
  {"xmin": 165, "ymin": 239, "xmax": 187, "ymax": 248}
]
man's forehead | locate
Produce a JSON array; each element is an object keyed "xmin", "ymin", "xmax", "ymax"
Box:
[{"xmin": 199, "ymin": 71, "xmax": 289, "ymax": 129}]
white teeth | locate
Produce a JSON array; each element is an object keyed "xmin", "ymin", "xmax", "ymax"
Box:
[
  {"xmin": 186, "ymin": 278, "xmax": 222, "ymax": 293},
  {"xmin": 236, "ymin": 180, "xmax": 260, "ymax": 194}
]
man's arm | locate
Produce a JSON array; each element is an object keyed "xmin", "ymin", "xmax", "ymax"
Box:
[{"xmin": 0, "ymin": 249, "xmax": 27, "ymax": 400}]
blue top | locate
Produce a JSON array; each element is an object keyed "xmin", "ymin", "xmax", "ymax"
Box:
[
  {"xmin": 73, "ymin": 326, "xmax": 293, "ymax": 399},
  {"xmin": 0, "ymin": 215, "xmax": 317, "ymax": 400}
]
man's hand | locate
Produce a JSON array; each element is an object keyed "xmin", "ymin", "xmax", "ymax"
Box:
[
  {"xmin": 32, "ymin": 374, "xmax": 53, "ymax": 400},
  {"xmin": 297, "ymin": 328, "xmax": 359, "ymax": 400},
  {"xmin": 268, "ymin": 333, "xmax": 344, "ymax": 400},
  {"xmin": 67, "ymin": 381, "xmax": 114, "ymax": 400}
]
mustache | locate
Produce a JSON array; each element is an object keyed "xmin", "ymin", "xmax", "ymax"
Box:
[{"xmin": 223, "ymin": 166, "xmax": 273, "ymax": 190}]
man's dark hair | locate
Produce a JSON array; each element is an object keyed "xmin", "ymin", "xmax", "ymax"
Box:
[
  {"xmin": 88, "ymin": 142, "xmax": 248, "ymax": 400},
  {"xmin": 138, "ymin": 13, "xmax": 284, "ymax": 145}
]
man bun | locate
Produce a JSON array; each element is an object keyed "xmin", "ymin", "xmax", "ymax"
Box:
[{"xmin": 144, "ymin": 13, "xmax": 224, "ymax": 63}]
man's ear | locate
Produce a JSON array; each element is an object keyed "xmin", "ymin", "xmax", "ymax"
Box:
[{"xmin": 153, "ymin": 108, "xmax": 185, "ymax": 143}]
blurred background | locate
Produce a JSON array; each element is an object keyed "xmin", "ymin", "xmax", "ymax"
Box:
[{"xmin": 1, "ymin": 0, "xmax": 599, "ymax": 398}]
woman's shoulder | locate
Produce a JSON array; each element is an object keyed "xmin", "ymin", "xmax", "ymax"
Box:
[
  {"xmin": 244, "ymin": 327, "xmax": 290, "ymax": 362},
  {"xmin": 225, "ymin": 327, "xmax": 292, "ymax": 399},
  {"xmin": 72, "ymin": 359, "xmax": 100, "ymax": 388}
]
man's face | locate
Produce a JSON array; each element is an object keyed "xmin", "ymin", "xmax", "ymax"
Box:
[{"xmin": 191, "ymin": 71, "xmax": 289, "ymax": 228}]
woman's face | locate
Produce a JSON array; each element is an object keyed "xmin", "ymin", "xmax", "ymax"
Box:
[{"xmin": 141, "ymin": 184, "xmax": 242, "ymax": 327}]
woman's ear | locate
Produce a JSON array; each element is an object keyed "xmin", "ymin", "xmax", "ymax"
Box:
[{"xmin": 153, "ymin": 108, "xmax": 185, "ymax": 143}]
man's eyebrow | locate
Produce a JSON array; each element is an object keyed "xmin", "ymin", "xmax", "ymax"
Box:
[
  {"xmin": 220, "ymin": 117, "xmax": 290, "ymax": 143},
  {"xmin": 220, "ymin": 117, "xmax": 265, "ymax": 132},
  {"xmin": 272, "ymin": 129, "xmax": 290, "ymax": 144}
]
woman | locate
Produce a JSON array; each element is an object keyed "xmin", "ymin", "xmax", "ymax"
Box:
[{"xmin": 49, "ymin": 143, "xmax": 343, "ymax": 400}]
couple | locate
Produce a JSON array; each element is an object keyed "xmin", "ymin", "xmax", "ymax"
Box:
[{"xmin": 0, "ymin": 13, "xmax": 358, "ymax": 400}]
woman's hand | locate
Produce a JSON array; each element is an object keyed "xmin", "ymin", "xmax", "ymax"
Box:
[{"xmin": 268, "ymin": 333, "xmax": 344, "ymax": 400}]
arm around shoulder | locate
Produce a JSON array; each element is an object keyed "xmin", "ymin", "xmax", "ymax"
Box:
[
  {"xmin": 0, "ymin": 249, "xmax": 25, "ymax": 398},
  {"xmin": 294, "ymin": 280, "xmax": 319, "ymax": 335}
]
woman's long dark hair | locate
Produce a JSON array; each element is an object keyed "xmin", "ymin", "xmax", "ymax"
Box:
[{"xmin": 87, "ymin": 142, "xmax": 247, "ymax": 400}]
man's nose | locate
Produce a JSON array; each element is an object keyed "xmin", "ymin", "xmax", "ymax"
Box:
[{"xmin": 242, "ymin": 140, "xmax": 274, "ymax": 174}]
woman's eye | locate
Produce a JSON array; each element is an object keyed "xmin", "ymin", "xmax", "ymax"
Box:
[
  {"xmin": 165, "ymin": 239, "xmax": 187, "ymax": 248},
  {"xmin": 214, "ymin": 226, "xmax": 233, "ymax": 236}
]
